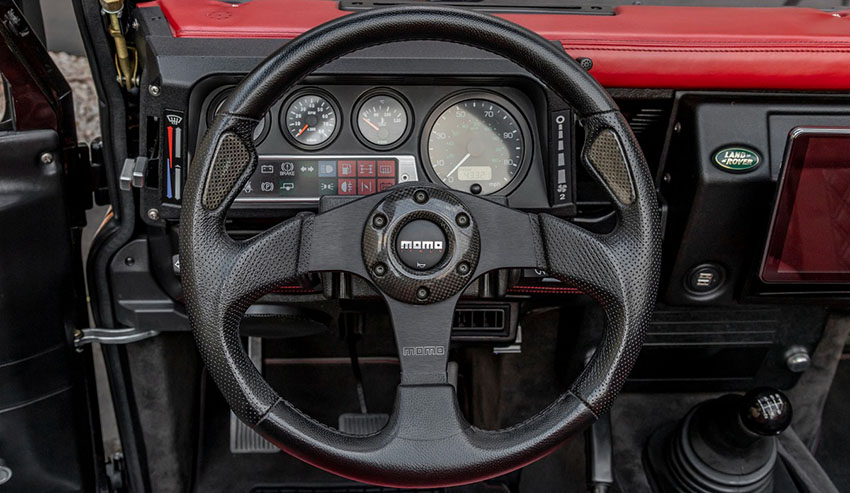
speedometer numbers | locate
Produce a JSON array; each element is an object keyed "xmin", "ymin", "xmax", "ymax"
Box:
[
  {"xmin": 424, "ymin": 94, "xmax": 527, "ymax": 195},
  {"xmin": 282, "ymin": 90, "xmax": 340, "ymax": 149}
]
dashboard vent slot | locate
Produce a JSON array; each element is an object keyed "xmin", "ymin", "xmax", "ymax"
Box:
[
  {"xmin": 627, "ymin": 107, "xmax": 667, "ymax": 137},
  {"xmin": 454, "ymin": 307, "xmax": 505, "ymax": 330},
  {"xmin": 451, "ymin": 303, "xmax": 517, "ymax": 342}
]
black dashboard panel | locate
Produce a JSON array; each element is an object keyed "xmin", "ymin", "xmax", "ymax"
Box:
[{"xmin": 190, "ymin": 82, "xmax": 556, "ymax": 211}]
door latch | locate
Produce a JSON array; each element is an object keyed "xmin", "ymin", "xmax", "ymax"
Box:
[{"xmin": 73, "ymin": 327, "xmax": 159, "ymax": 348}]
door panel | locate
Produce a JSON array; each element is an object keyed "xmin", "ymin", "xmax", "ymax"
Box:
[
  {"xmin": 0, "ymin": 129, "xmax": 93, "ymax": 491},
  {"xmin": 0, "ymin": 0, "xmax": 99, "ymax": 490}
]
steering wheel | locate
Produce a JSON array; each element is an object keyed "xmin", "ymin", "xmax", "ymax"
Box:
[{"xmin": 180, "ymin": 6, "xmax": 660, "ymax": 488}]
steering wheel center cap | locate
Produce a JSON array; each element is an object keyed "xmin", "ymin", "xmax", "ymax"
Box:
[
  {"xmin": 396, "ymin": 220, "xmax": 447, "ymax": 270},
  {"xmin": 362, "ymin": 186, "xmax": 480, "ymax": 304}
]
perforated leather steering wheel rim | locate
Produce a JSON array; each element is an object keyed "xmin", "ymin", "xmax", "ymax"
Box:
[{"xmin": 180, "ymin": 6, "xmax": 661, "ymax": 488}]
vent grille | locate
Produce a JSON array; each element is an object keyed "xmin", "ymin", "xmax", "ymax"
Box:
[
  {"xmin": 453, "ymin": 307, "xmax": 505, "ymax": 330},
  {"xmin": 451, "ymin": 304, "xmax": 516, "ymax": 342}
]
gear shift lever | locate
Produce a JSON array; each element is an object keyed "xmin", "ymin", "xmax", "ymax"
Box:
[{"xmin": 645, "ymin": 388, "xmax": 792, "ymax": 493}]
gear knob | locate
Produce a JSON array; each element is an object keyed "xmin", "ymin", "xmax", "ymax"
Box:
[{"xmin": 740, "ymin": 387, "xmax": 793, "ymax": 436}]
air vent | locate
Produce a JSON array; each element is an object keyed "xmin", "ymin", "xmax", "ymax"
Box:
[
  {"xmin": 454, "ymin": 307, "xmax": 504, "ymax": 330},
  {"xmin": 618, "ymin": 96, "xmax": 674, "ymax": 174},
  {"xmin": 627, "ymin": 107, "xmax": 667, "ymax": 137},
  {"xmin": 451, "ymin": 303, "xmax": 517, "ymax": 342}
]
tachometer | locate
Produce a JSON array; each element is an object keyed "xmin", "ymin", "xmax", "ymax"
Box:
[
  {"xmin": 281, "ymin": 90, "xmax": 340, "ymax": 149},
  {"xmin": 423, "ymin": 94, "xmax": 527, "ymax": 195}
]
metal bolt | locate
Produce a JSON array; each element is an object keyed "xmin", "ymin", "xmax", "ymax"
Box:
[
  {"xmin": 576, "ymin": 57, "xmax": 593, "ymax": 71},
  {"xmin": 457, "ymin": 262, "xmax": 470, "ymax": 275},
  {"xmin": 416, "ymin": 287, "xmax": 430, "ymax": 300},
  {"xmin": 124, "ymin": 257, "xmax": 135, "ymax": 266},
  {"xmin": 373, "ymin": 263, "xmax": 387, "ymax": 277},
  {"xmin": 40, "ymin": 152, "xmax": 53, "ymax": 164},
  {"xmin": 673, "ymin": 122, "xmax": 682, "ymax": 134},
  {"xmin": 784, "ymin": 346, "xmax": 812, "ymax": 373},
  {"xmin": 147, "ymin": 208, "xmax": 160, "ymax": 221},
  {"xmin": 413, "ymin": 190, "xmax": 429, "ymax": 204},
  {"xmin": 0, "ymin": 463, "xmax": 11, "ymax": 486},
  {"xmin": 372, "ymin": 213, "xmax": 387, "ymax": 229},
  {"xmin": 662, "ymin": 173, "xmax": 672, "ymax": 184},
  {"xmin": 456, "ymin": 213, "xmax": 470, "ymax": 228},
  {"xmin": 132, "ymin": 18, "xmax": 139, "ymax": 29},
  {"xmin": 148, "ymin": 84, "xmax": 161, "ymax": 97}
]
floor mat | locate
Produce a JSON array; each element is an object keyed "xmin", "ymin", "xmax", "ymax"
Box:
[{"xmin": 815, "ymin": 359, "xmax": 850, "ymax": 491}]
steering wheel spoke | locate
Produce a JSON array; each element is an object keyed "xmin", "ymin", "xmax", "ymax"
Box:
[
  {"xmin": 302, "ymin": 194, "xmax": 385, "ymax": 278},
  {"xmin": 385, "ymin": 297, "xmax": 457, "ymax": 385},
  {"xmin": 456, "ymin": 194, "xmax": 547, "ymax": 275}
]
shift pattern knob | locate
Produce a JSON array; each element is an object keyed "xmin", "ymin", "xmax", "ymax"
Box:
[{"xmin": 740, "ymin": 387, "xmax": 793, "ymax": 436}]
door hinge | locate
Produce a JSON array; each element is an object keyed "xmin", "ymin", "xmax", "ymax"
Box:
[{"xmin": 73, "ymin": 327, "xmax": 159, "ymax": 348}]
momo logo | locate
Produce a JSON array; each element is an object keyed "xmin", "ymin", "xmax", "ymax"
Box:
[
  {"xmin": 399, "ymin": 240, "xmax": 444, "ymax": 251},
  {"xmin": 395, "ymin": 219, "xmax": 448, "ymax": 271},
  {"xmin": 402, "ymin": 346, "xmax": 446, "ymax": 357},
  {"xmin": 166, "ymin": 114, "xmax": 183, "ymax": 126}
]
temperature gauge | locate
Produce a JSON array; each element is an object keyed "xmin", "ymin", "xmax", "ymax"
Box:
[{"xmin": 354, "ymin": 90, "xmax": 411, "ymax": 149}]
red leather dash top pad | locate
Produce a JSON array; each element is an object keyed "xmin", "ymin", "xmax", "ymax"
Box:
[{"xmin": 139, "ymin": 0, "xmax": 850, "ymax": 90}]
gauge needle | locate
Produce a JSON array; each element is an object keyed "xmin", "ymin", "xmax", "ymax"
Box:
[
  {"xmin": 296, "ymin": 124, "xmax": 309, "ymax": 137},
  {"xmin": 362, "ymin": 117, "xmax": 380, "ymax": 132},
  {"xmin": 446, "ymin": 153, "xmax": 472, "ymax": 177}
]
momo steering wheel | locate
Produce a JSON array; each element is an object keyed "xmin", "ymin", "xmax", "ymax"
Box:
[{"xmin": 180, "ymin": 6, "xmax": 660, "ymax": 488}]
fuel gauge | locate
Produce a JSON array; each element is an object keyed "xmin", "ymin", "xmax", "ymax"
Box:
[{"xmin": 354, "ymin": 90, "xmax": 412, "ymax": 149}]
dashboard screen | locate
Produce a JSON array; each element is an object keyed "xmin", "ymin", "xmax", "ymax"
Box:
[
  {"xmin": 761, "ymin": 128, "xmax": 850, "ymax": 283},
  {"xmin": 236, "ymin": 155, "xmax": 417, "ymax": 202}
]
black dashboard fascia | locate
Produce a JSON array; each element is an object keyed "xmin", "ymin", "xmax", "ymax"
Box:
[
  {"xmin": 191, "ymin": 75, "xmax": 551, "ymax": 215},
  {"xmin": 658, "ymin": 91, "xmax": 850, "ymax": 306}
]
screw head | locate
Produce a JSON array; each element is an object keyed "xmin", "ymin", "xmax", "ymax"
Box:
[
  {"xmin": 147, "ymin": 208, "xmax": 160, "ymax": 221},
  {"xmin": 416, "ymin": 286, "xmax": 430, "ymax": 300},
  {"xmin": 577, "ymin": 57, "xmax": 594, "ymax": 71},
  {"xmin": 372, "ymin": 213, "xmax": 387, "ymax": 229},
  {"xmin": 413, "ymin": 190, "xmax": 429, "ymax": 204},
  {"xmin": 455, "ymin": 213, "xmax": 470, "ymax": 228},
  {"xmin": 40, "ymin": 152, "xmax": 53, "ymax": 164},
  {"xmin": 148, "ymin": 84, "xmax": 161, "ymax": 97},
  {"xmin": 373, "ymin": 263, "xmax": 387, "ymax": 277},
  {"xmin": 457, "ymin": 262, "xmax": 470, "ymax": 275},
  {"xmin": 124, "ymin": 257, "xmax": 135, "ymax": 266}
]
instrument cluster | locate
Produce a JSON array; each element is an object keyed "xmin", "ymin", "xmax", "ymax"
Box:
[{"xmin": 194, "ymin": 82, "xmax": 565, "ymax": 211}]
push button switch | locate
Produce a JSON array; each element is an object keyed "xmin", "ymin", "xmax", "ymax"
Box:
[{"xmin": 396, "ymin": 220, "xmax": 446, "ymax": 271}]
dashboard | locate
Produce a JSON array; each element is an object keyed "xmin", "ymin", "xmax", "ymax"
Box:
[{"xmin": 127, "ymin": 4, "xmax": 850, "ymax": 307}]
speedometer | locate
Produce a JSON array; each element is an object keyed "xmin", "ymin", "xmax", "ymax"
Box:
[{"xmin": 423, "ymin": 93, "xmax": 528, "ymax": 195}]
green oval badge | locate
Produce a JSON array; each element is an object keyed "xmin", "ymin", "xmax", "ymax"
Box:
[{"xmin": 713, "ymin": 146, "xmax": 761, "ymax": 173}]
